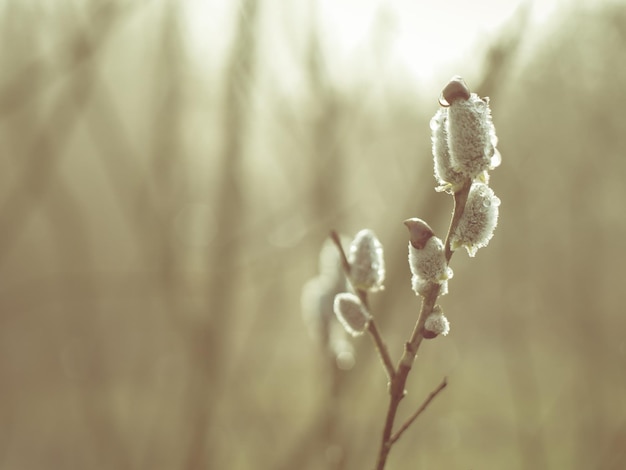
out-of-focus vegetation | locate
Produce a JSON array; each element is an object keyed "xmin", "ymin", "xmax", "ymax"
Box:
[{"xmin": 1, "ymin": 0, "xmax": 625, "ymax": 469}]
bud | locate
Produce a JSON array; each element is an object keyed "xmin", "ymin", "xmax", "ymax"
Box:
[
  {"xmin": 431, "ymin": 108, "xmax": 467, "ymax": 193},
  {"xmin": 438, "ymin": 75, "xmax": 471, "ymax": 107},
  {"xmin": 404, "ymin": 219, "xmax": 453, "ymax": 297},
  {"xmin": 404, "ymin": 218, "xmax": 434, "ymax": 250},
  {"xmin": 424, "ymin": 305, "xmax": 450, "ymax": 338},
  {"xmin": 446, "ymin": 90, "xmax": 499, "ymax": 179},
  {"xmin": 347, "ymin": 229, "xmax": 385, "ymax": 292},
  {"xmin": 450, "ymin": 182, "xmax": 500, "ymax": 257},
  {"xmin": 333, "ymin": 293, "xmax": 371, "ymax": 337},
  {"xmin": 411, "ymin": 277, "xmax": 449, "ymax": 298}
]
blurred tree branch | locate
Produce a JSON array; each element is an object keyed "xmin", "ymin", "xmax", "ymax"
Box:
[{"xmin": 182, "ymin": 1, "xmax": 260, "ymax": 469}]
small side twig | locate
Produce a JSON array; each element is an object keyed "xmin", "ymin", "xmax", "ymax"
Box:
[
  {"xmin": 330, "ymin": 230, "xmax": 396, "ymax": 382},
  {"xmin": 389, "ymin": 376, "xmax": 448, "ymax": 445},
  {"xmin": 330, "ymin": 230, "xmax": 351, "ymax": 274},
  {"xmin": 443, "ymin": 179, "xmax": 472, "ymax": 262}
]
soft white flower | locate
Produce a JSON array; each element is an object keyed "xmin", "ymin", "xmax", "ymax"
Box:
[
  {"xmin": 404, "ymin": 218, "xmax": 452, "ymax": 297},
  {"xmin": 431, "ymin": 108, "xmax": 467, "ymax": 193},
  {"xmin": 408, "ymin": 236, "xmax": 453, "ymax": 282},
  {"xmin": 451, "ymin": 182, "xmax": 500, "ymax": 257},
  {"xmin": 348, "ymin": 229, "xmax": 385, "ymax": 292},
  {"xmin": 411, "ymin": 277, "xmax": 449, "ymax": 298},
  {"xmin": 424, "ymin": 306, "xmax": 450, "ymax": 337},
  {"xmin": 446, "ymin": 92, "xmax": 498, "ymax": 179},
  {"xmin": 333, "ymin": 293, "xmax": 371, "ymax": 337}
]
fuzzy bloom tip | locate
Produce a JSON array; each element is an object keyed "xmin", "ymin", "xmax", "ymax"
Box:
[
  {"xmin": 333, "ymin": 293, "xmax": 371, "ymax": 337},
  {"xmin": 446, "ymin": 91, "xmax": 498, "ymax": 179},
  {"xmin": 450, "ymin": 182, "xmax": 500, "ymax": 257},
  {"xmin": 407, "ymin": 234, "xmax": 453, "ymax": 297},
  {"xmin": 348, "ymin": 229, "xmax": 385, "ymax": 292}
]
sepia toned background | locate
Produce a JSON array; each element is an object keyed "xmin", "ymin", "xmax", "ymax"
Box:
[{"xmin": 1, "ymin": 0, "xmax": 625, "ymax": 469}]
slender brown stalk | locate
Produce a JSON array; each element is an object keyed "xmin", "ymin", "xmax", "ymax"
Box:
[
  {"xmin": 330, "ymin": 230, "xmax": 352, "ymax": 275},
  {"xmin": 443, "ymin": 179, "xmax": 472, "ymax": 262}
]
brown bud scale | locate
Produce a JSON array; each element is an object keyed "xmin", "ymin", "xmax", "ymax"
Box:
[
  {"xmin": 404, "ymin": 218, "xmax": 435, "ymax": 249},
  {"xmin": 423, "ymin": 329, "xmax": 438, "ymax": 339},
  {"xmin": 439, "ymin": 76, "xmax": 471, "ymax": 107}
]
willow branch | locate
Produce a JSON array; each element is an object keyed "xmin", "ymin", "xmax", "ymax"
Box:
[
  {"xmin": 330, "ymin": 230, "xmax": 351, "ymax": 275},
  {"xmin": 329, "ymin": 230, "xmax": 396, "ymax": 382}
]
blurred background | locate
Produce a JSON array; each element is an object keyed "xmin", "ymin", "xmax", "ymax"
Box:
[{"xmin": 1, "ymin": 0, "xmax": 625, "ymax": 468}]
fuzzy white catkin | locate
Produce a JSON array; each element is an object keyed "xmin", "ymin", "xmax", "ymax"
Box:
[
  {"xmin": 424, "ymin": 308, "xmax": 450, "ymax": 336},
  {"xmin": 333, "ymin": 293, "xmax": 370, "ymax": 337},
  {"xmin": 412, "ymin": 277, "xmax": 449, "ymax": 298},
  {"xmin": 451, "ymin": 182, "xmax": 500, "ymax": 257},
  {"xmin": 447, "ymin": 93, "xmax": 498, "ymax": 179},
  {"xmin": 431, "ymin": 108, "xmax": 466, "ymax": 193},
  {"xmin": 348, "ymin": 229, "xmax": 385, "ymax": 292},
  {"xmin": 408, "ymin": 236, "xmax": 453, "ymax": 297}
]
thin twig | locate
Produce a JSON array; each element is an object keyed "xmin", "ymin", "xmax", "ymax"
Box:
[
  {"xmin": 389, "ymin": 377, "xmax": 448, "ymax": 445},
  {"xmin": 329, "ymin": 230, "xmax": 396, "ymax": 382},
  {"xmin": 443, "ymin": 179, "xmax": 472, "ymax": 262},
  {"xmin": 329, "ymin": 230, "xmax": 351, "ymax": 275}
]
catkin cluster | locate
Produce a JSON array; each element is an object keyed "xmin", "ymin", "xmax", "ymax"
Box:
[
  {"xmin": 299, "ymin": 77, "xmax": 502, "ymax": 470},
  {"xmin": 433, "ymin": 76, "xmax": 501, "ymax": 258},
  {"xmin": 302, "ymin": 230, "xmax": 385, "ymax": 365},
  {"xmin": 303, "ymin": 76, "xmax": 502, "ymax": 348},
  {"xmin": 405, "ymin": 76, "xmax": 502, "ymax": 337}
]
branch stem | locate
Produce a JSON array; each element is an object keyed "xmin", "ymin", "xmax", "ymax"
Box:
[
  {"xmin": 329, "ymin": 230, "xmax": 351, "ymax": 275},
  {"xmin": 444, "ymin": 179, "xmax": 472, "ymax": 262}
]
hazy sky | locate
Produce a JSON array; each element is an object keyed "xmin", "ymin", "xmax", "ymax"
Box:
[{"xmin": 182, "ymin": 0, "xmax": 570, "ymax": 92}]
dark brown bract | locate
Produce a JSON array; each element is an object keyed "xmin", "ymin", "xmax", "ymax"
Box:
[{"xmin": 438, "ymin": 75, "xmax": 471, "ymax": 107}]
